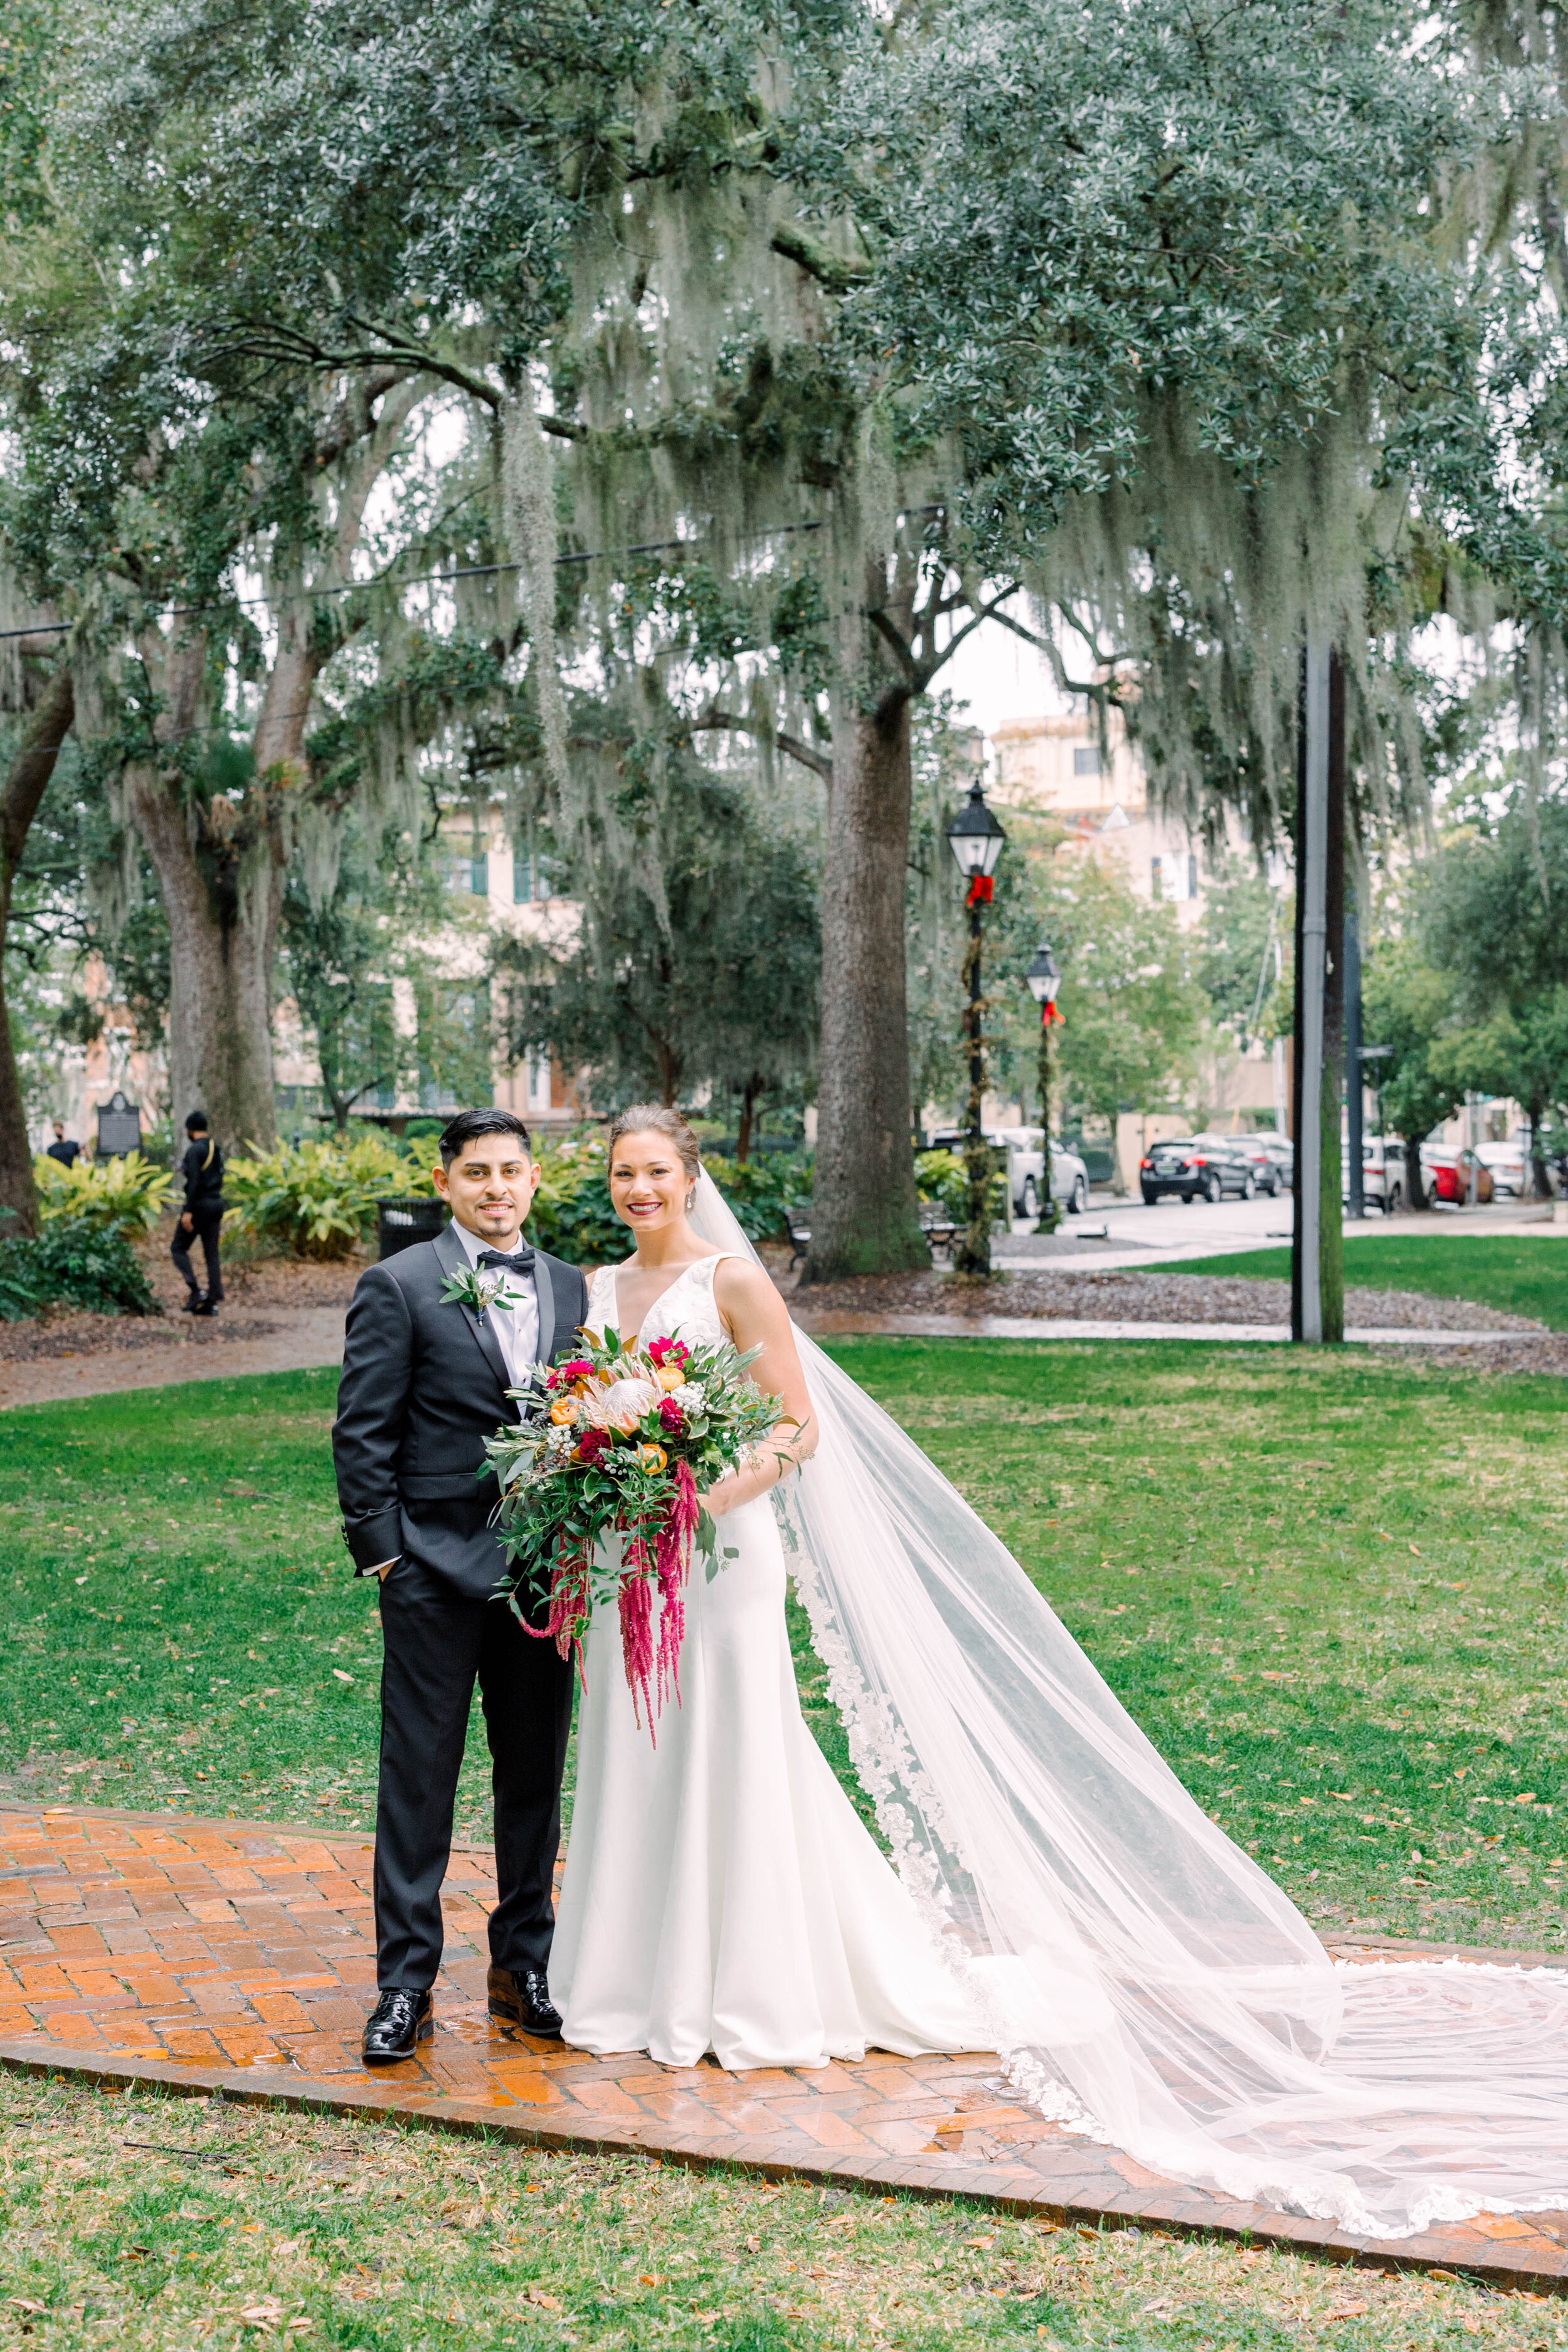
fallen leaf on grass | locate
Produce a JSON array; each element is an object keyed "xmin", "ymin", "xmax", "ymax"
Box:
[
  {"xmin": 8, "ymin": 2302, "xmax": 45, "ymax": 2316},
  {"xmin": 331, "ymin": 1669, "xmax": 354, "ymax": 1685},
  {"xmin": 1327, "ymin": 2301, "xmax": 1370, "ymax": 2319},
  {"xmin": 526, "ymin": 2287, "xmax": 563, "ymax": 2310},
  {"xmin": 240, "ymin": 2300, "xmax": 283, "ymax": 2329}
]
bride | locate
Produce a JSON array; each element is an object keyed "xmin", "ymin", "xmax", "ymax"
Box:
[{"xmin": 548, "ymin": 1106, "xmax": 1568, "ymax": 2241}]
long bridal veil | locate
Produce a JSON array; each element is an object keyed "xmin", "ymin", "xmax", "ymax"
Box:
[{"xmin": 688, "ymin": 1172, "xmax": 1568, "ymax": 2238}]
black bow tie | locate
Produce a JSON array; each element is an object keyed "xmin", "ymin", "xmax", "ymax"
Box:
[{"xmin": 479, "ymin": 1246, "xmax": 536, "ymax": 1276}]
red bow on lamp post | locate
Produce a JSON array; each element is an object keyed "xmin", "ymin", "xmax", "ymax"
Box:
[
  {"xmin": 1039, "ymin": 997, "xmax": 1062, "ymax": 1027},
  {"xmin": 965, "ymin": 874, "xmax": 995, "ymax": 909}
]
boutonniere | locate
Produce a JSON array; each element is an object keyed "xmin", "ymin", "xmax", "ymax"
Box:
[{"xmin": 440, "ymin": 1266, "xmax": 527, "ymax": 1325}]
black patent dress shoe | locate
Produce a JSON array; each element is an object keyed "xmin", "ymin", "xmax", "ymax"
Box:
[
  {"xmin": 362, "ymin": 1988, "xmax": 433, "ymax": 2065},
  {"xmin": 487, "ymin": 1965, "xmax": 563, "ymax": 2037}
]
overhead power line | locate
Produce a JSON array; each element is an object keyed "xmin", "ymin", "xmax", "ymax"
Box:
[{"xmin": 0, "ymin": 521, "xmax": 825, "ymax": 645}]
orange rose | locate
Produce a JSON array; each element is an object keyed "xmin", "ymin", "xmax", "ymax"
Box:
[
  {"xmin": 549, "ymin": 1399, "xmax": 578, "ymax": 1426},
  {"xmin": 637, "ymin": 1443, "xmax": 668, "ymax": 1473},
  {"xmin": 655, "ymin": 1366, "xmax": 687, "ymax": 1393}
]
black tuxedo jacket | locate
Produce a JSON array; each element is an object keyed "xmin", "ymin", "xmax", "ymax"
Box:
[{"xmin": 332, "ymin": 1222, "xmax": 590, "ymax": 1601}]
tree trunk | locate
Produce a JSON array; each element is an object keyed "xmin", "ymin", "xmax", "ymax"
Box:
[
  {"xmin": 803, "ymin": 529, "xmax": 927, "ymax": 1285},
  {"xmin": 1528, "ymin": 1101, "xmax": 1551, "ymax": 1199},
  {"xmin": 736, "ymin": 1074, "xmax": 763, "ymax": 1164},
  {"xmin": 0, "ymin": 662, "xmax": 76, "ymax": 1238},
  {"xmin": 127, "ymin": 760, "xmax": 284, "ymax": 1152},
  {"xmin": 1402, "ymin": 1134, "xmax": 1428, "ymax": 1212},
  {"xmin": 1291, "ymin": 642, "xmax": 1345, "ymax": 1343}
]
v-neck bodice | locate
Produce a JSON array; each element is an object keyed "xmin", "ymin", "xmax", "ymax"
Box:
[{"xmin": 588, "ymin": 1254, "xmax": 731, "ymax": 1350}]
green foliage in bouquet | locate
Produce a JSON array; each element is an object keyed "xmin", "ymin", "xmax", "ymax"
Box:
[
  {"xmin": 226, "ymin": 1135, "xmax": 435, "ymax": 1259},
  {"xmin": 484, "ymin": 1324, "xmax": 787, "ymax": 1730},
  {"xmin": 33, "ymin": 1150, "xmax": 174, "ymax": 1237},
  {"xmin": 0, "ymin": 1216, "xmax": 159, "ymax": 1322}
]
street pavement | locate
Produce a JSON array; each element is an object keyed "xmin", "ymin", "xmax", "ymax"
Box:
[{"xmin": 994, "ymin": 1191, "xmax": 1565, "ymax": 1275}]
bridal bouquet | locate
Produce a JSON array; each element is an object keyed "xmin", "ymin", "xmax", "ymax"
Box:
[{"xmin": 483, "ymin": 1324, "xmax": 786, "ymax": 1734}]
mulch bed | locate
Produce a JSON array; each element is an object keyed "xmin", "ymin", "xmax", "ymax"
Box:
[{"xmin": 782, "ymin": 1266, "xmax": 1544, "ymax": 1330}]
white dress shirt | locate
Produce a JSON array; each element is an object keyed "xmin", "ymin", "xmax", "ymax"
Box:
[{"xmin": 452, "ymin": 1216, "xmax": 541, "ymax": 1399}]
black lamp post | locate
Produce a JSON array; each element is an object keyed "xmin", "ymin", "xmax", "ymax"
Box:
[
  {"xmin": 945, "ymin": 780, "xmax": 1007, "ymax": 1276},
  {"xmin": 1024, "ymin": 940, "xmax": 1062, "ymax": 1232}
]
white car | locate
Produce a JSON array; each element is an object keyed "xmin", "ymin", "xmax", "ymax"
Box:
[
  {"xmin": 1342, "ymin": 1135, "xmax": 1404, "ymax": 1212},
  {"xmin": 987, "ymin": 1125, "xmax": 1091, "ymax": 1219},
  {"xmin": 1476, "ymin": 1139, "xmax": 1528, "ymax": 1197},
  {"xmin": 926, "ymin": 1125, "xmax": 1091, "ymax": 1217}
]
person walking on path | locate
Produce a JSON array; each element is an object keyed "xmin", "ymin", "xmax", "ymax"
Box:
[
  {"xmin": 172, "ymin": 1111, "xmax": 225, "ymax": 1315},
  {"xmin": 331, "ymin": 1108, "xmax": 588, "ymax": 2067}
]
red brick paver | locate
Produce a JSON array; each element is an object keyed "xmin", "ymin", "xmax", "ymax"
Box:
[{"xmin": 0, "ymin": 1803, "xmax": 1564, "ymax": 2292}]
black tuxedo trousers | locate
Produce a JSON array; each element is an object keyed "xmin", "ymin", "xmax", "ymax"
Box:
[{"xmin": 332, "ymin": 1226, "xmax": 588, "ymax": 1991}]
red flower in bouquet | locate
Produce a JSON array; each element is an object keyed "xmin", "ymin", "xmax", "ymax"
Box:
[{"xmin": 484, "ymin": 1323, "xmax": 786, "ymax": 1739}]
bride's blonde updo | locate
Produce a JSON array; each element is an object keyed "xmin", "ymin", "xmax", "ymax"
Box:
[{"xmin": 607, "ymin": 1104, "xmax": 702, "ymax": 1183}]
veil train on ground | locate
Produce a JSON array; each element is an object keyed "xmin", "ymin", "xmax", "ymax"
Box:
[{"xmin": 688, "ymin": 1170, "xmax": 1568, "ymax": 2239}]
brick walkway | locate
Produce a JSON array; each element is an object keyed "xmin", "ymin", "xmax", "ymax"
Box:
[{"xmin": 0, "ymin": 1804, "xmax": 1563, "ymax": 2293}]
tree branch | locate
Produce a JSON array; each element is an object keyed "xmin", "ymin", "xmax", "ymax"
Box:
[
  {"xmin": 691, "ymin": 706, "xmax": 831, "ymax": 781},
  {"xmin": 770, "ymin": 223, "xmax": 872, "ymax": 295},
  {"xmin": 2, "ymin": 661, "xmax": 75, "ymax": 888}
]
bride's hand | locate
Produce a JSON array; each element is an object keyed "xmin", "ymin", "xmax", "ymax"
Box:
[{"xmin": 699, "ymin": 1474, "xmax": 741, "ymax": 1520}]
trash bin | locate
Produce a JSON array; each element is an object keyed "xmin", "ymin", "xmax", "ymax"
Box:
[{"xmin": 377, "ymin": 1197, "xmax": 449, "ymax": 1260}]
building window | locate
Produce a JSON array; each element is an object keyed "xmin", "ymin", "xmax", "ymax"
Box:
[
  {"xmin": 1073, "ymin": 745, "xmax": 1101, "ymax": 776},
  {"xmin": 1187, "ymin": 853, "xmax": 1199, "ymax": 899},
  {"xmin": 1150, "ymin": 856, "xmax": 1163, "ymax": 898},
  {"xmin": 445, "ymin": 849, "xmax": 488, "ymax": 896},
  {"xmin": 526, "ymin": 1053, "xmax": 553, "ymax": 1113},
  {"xmin": 514, "ymin": 852, "xmax": 532, "ymax": 904}
]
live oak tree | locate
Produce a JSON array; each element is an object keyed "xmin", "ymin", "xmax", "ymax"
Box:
[{"xmin": 495, "ymin": 750, "xmax": 819, "ymax": 1120}]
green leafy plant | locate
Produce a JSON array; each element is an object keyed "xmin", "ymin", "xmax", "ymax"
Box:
[
  {"xmin": 702, "ymin": 1153, "xmax": 810, "ymax": 1244},
  {"xmin": 527, "ymin": 1137, "xmax": 626, "ymax": 1266},
  {"xmin": 225, "ymin": 1135, "xmax": 435, "ymax": 1260},
  {"xmin": 32, "ymin": 1149, "xmax": 174, "ymax": 1236},
  {"xmin": 0, "ymin": 1216, "xmax": 159, "ymax": 1320},
  {"xmin": 914, "ymin": 1149, "xmax": 968, "ymax": 1216}
]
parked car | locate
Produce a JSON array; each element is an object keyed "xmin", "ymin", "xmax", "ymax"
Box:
[
  {"xmin": 925, "ymin": 1126, "xmax": 1091, "ymax": 1217},
  {"xmin": 1476, "ymin": 1138, "xmax": 1528, "ymax": 1196},
  {"xmin": 1256, "ymin": 1134, "xmax": 1295, "ymax": 1184},
  {"xmin": 1341, "ymin": 1134, "xmax": 1404, "ymax": 1212},
  {"xmin": 1419, "ymin": 1148, "xmax": 1495, "ymax": 1204},
  {"xmin": 1189, "ymin": 1131, "xmax": 1286, "ymax": 1196},
  {"xmin": 1138, "ymin": 1138, "xmax": 1257, "ymax": 1204}
]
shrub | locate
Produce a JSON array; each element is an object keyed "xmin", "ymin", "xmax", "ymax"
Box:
[
  {"xmin": 226, "ymin": 1135, "xmax": 434, "ymax": 1259},
  {"xmin": 33, "ymin": 1149, "xmax": 174, "ymax": 1236},
  {"xmin": 914, "ymin": 1148, "xmax": 968, "ymax": 1216},
  {"xmin": 528, "ymin": 1138, "xmax": 626, "ymax": 1265},
  {"xmin": 702, "ymin": 1153, "xmax": 810, "ymax": 1243},
  {"xmin": 0, "ymin": 1216, "xmax": 159, "ymax": 1321}
]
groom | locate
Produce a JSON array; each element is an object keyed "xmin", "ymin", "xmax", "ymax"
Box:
[{"xmin": 332, "ymin": 1107, "xmax": 588, "ymax": 2065}]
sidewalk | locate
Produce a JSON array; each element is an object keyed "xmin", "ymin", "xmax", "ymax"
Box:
[{"xmin": 0, "ymin": 1801, "xmax": 1562, "ymax": 2287}]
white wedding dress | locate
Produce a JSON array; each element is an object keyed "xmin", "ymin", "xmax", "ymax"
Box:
[
  {"xmin": 539, "ymin": 1177, "xmax": 1568, "ymax": 2238},
  {"xmin": 550, "ymin": 1253, "xmax": 984, "ymax": 2070}
]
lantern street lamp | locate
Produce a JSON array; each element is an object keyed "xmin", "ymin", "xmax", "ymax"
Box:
[
  {"xmin": 945, "ymin": 781, "xmax": 1008, "ymax": 1276},
  {"xmin": 1024, "ymin": 940, "xmax": 1062, "ymax": 1232}
]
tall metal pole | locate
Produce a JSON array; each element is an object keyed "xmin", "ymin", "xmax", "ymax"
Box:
[
  {"xmin": 1296, "ymin": 637, "xmax": 1330, "ymax": 1343},
  {"xmin": 1345, "ymin": 884, "xmax": 1365, "ymax": 1220},
  {"xmin": 955, "ymin": 894, "xmax": 992, "ymax": 1276},
  {"xmin": 1037, "ymin": 1010, "xmax": 1055, "ymax": 1231}
]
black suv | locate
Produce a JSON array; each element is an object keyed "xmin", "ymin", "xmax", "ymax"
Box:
[{"xmin": 1138, "ymin": 1139, "xmax": 1256, "ymax": 1205}]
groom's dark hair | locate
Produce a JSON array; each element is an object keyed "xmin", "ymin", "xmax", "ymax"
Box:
[{"xmin": 438, "ymin": 1107, "xmax": 532, "ymax": 1167}]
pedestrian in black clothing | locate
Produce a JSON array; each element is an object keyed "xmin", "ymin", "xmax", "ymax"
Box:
[
  {"xmin": 172, "ymin": 1111, "xmax": 225, "ymax": 1314},
  {"xmin": 45, "ymin": 1121, "xmax": 80, "ymax": 1168}
]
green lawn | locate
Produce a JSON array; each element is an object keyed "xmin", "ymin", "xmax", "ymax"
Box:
[
  {"xmin": 1, "ymin": 1352, "xmax": 1567, "ymax": 2346},
  {"xmin": 1176, "ymin": 1234, "xmax": 1568, "ymax": 1327},
  {"xmin": 1, "ymin": 1344, "xmax": 1564, "ymax": 1946},
  {"xmin": 0, "ymin": 2070, "xmax": 1552, "ymax": 2352}
]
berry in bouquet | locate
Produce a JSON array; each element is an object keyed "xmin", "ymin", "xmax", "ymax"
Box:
[{"xmin": 483, "ymin": 1323, "xmax": 789, "ymax": 1734}]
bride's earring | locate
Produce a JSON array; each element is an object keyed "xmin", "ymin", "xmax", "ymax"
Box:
[{"xmin": 686, "ymin": 1187, "xmax": 697, "ymax": 1212}]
